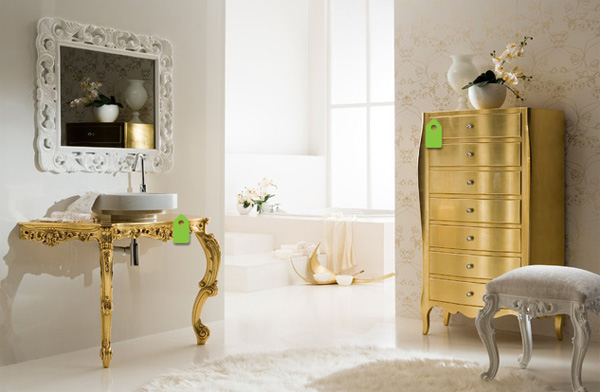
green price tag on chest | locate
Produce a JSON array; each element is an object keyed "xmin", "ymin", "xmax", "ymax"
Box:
[
  {"xmin": 425, "ymin": 119, "xmax": 442, "ymax": 148},
  {"xmin": 173, "ymin": 214, "xmax": 190, "ymax": 244}
]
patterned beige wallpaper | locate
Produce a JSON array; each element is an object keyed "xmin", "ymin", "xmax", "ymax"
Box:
[{"xmin": 394, "ymin": 0, "xmax": 600, "ymax": 332}]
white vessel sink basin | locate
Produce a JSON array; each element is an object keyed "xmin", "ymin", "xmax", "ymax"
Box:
[{"xmin": 92, "ymin": 193, "xmax": 177, "ymax": 222}]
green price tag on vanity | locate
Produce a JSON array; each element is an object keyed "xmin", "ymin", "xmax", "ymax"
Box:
[
  {"xmin": 425, "ymin": 119, "xmax": 443, "ymax": 148},
  {"xmin": 173, "ymin": 214, "xmax": 190, "ymax": 244}
]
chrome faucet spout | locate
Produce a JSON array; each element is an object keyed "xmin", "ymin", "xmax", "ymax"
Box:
[
  {"xmin": 130, "ymin": 238, "xmax": 140, "ymax": 266},
  {"xmin": 115, "ymin": 239, "xmax": 141, "ymax": 267},
  {"xmin": 133, "ymin": 153, "xmax": 147, "ymax": 193}
]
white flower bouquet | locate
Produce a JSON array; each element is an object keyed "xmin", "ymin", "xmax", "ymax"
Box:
[{"xmin": 463, "ymin": 36, "xmax": 533, "ymax": 101}]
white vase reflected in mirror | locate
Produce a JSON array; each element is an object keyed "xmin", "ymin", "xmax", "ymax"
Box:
[
  {"xmin": 93, "ymin": 104, "xmax": 119, "ymax": 122},
  {"xmin": 124, "ymin": 79, "xmax": 148, "ymax": 123},
  {"xmin": 447, "ymin": 54, "xmax": 479, "ymax": 110}
]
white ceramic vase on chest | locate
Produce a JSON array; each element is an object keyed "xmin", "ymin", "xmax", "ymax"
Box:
[
  {"xmin": 447, "ymin": 54, "xmax": 479, "ymax": 110},
  {"xmin": 468, "ymin": 83, "xmax": 507, "ymax": 109}
]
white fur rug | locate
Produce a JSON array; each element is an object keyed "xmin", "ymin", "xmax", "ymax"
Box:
[{"xmin": 138, "ymin": 346, "xmax": 553, "ymax": 392}]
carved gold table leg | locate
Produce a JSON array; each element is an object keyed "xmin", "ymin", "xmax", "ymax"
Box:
[
  {"xmin": 99, "ymin": 227, "xmax": 114, "ymax": 367},
  {"xmin": 191, "ymin": 228, "xmax": 221, "ymax": 344}
]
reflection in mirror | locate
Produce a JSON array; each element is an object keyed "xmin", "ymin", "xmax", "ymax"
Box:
[
  {"xmin": 35, "ymin": 17, "xmax": 173, "ymax": 173},
  {"xmin": 60, "ymin": 46, "xmax": 156, "ymax": 147}
]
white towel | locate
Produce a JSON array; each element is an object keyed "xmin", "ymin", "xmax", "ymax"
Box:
[
  {"xmin": 40, "ymin": 192, "xmax": 99, "ymax": 222},
  {"xmin": 323, "ymin": 214, "xmax": 356, "ymax": 274}
]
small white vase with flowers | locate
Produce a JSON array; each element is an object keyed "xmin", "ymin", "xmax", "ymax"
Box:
[
  {"xmin": 237, "ymin": 188, "xmax": 255, "ymax": 215},
  {"xmin": 463, "ymin": 36, "xmax": 533, "ymax": 109},
  {"xmin": 70, "ymin": 77, "xmax": 123, "ymax": 122},
  {"xmin": 252, "ymin": 178, "xmax": 277, "ymax": 214},
  {"xmin": 236, "ymin": 178, "xmax": 278, "ymax": 215}
]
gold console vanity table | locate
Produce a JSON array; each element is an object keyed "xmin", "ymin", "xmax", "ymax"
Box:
[{"xmin": 17, "ymin": 216, "xmax": 221, "ymax": 368}]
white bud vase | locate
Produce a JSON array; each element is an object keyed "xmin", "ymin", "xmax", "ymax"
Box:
[
  {"xmin": 447, "ymin": 54, "xmax": 479, "ymax": 110},
  {"xmin": 468, "ymin": 84, "xmax": 507, "ymax": 109},
  {"xmin": 237, "ymin": 203, "xmax": 252, "ymax": 215},
  {"xmin": 123, "ymin": 79, "xmax": 148, "ymax": 123},
  {"xmin": 92, "ymin": 104, "xmax": 119, "ymax": 122}
]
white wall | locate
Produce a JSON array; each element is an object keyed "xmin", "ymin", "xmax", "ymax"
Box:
[
  {"xmin": 226, "ymin": 0, "xmax": 310, "ymax": 155},
  {"xmin": 0, "ymin": 0, "xmax": 225, "ymax": 365},
  {"xmin": 224, "ymin": 0, "xmax": 328, "ymax": 214},
  {"xmin": 225, "ymin": 153, "xmax": 326, "ymax": 214}
]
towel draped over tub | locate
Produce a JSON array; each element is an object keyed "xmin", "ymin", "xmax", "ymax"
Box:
[{"xmin": 322, "ymin": 214, "xmax": 356, "ymax": 274}]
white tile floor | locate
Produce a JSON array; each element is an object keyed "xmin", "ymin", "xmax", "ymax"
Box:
[{"xmin": 0, "ymin": 282, "xmax": 598, "ymax": 392}]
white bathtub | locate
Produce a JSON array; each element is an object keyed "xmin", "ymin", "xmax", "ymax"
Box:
[
  {"xmin": 225, "ymin": 209, "xmax": 395, "ymax": 277},
  {"xmin": 267, "ymin": 207, "xmax": 394, "ymax": 220}
]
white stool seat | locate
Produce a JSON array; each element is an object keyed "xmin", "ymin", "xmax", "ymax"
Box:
[
  {"xmin": 487, "ymin": 265, "xmax": 600, "ymax": 302},
  {"xmin": 476, "ymin": 265, "xmax": 600, "ymax": 392}
]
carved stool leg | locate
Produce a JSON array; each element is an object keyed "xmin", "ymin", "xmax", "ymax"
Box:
[
  {"xmin": 517, "ymin": 313, "xmax": 533, "ymax": 369},
  {"xmin": 476, "ymin": 293, "xmax": 500, "ymax": 381},
  {"xmin": 98, "ymin": 229, "xmax": 114, "ymax": 368},
  {"xmin": 570, "ymin": 303, "xmax": 590, "ymax": 392},
  {"xmin": 191, "ymin": 229, "xmax": 221, "ymax": 344}
]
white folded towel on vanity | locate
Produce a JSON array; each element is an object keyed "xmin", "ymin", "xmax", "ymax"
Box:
[{"xmin": 40, "ymin": 192, "xmax": 99, "ymax": 222}]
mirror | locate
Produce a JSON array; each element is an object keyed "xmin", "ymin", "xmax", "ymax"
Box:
[
  {"xmin": 60, "ymin": 46, "xmax": 156, "ymax": 145},
  {"xmin": 35, "ymin": 17, "xmax": 174, "ymax": 173}
]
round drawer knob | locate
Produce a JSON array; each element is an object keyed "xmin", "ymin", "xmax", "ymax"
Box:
[
  {"xmin": 466, "ymin": 151, "xmax": 474, "ymax": 157},
  {"xmin": 466, "ymin": 291, "xmax": 474, "ymax": 297},
  {"xmin": 466, "ymin": 123, "xmax": 473, "ymax": 129},
  {"xmin": 88, "ymin": 132, "xmax": 95, "ymax": 137},
  {"xmin": 466, "ymin": 236, "xmax": 474, "ymax": 241},
  {"xmin": 466, "ymin": 208, "xmax": 474, "ymax": 213},
  {"xmin": 466, "ymin": 264, "xmax": 474, "ymax": 269},
  {"xmin": 466, "ymin": 180, "xmax": 474, "ymax": 185}
]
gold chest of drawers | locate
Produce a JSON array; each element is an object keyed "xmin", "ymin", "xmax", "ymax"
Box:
[{"xmin": 418, "ymin": 108, "xmax": 565, "ymax": 334}]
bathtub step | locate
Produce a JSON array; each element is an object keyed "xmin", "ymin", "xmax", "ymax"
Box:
[
  {"xmin": 224, "ymin": 252, "xmax": 327, "ymax": 292},
  {"xmin": 225, "ymin": 232, "xmax": 274, "ymax": 256},
  {"xmin": 225, "ymin": 252, "xmax": 288, "ymax": 292}
]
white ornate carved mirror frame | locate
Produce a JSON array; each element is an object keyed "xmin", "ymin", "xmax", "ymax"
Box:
[{"xmin": 35, "ymin": 17, "xmax": 174, "ymax": 173}]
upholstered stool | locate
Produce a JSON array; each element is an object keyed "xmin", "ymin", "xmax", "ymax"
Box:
[{"xmin": 476, "ymin": 265, "xmax": 600, "ymax": 392}]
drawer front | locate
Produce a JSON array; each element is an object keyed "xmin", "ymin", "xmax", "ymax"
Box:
[
  {"xmin": 428, "ymin": 142, "xmax": 521, "ymax": 167},
  {"xmin": 433, "ymin": 113, "xmax": 521, "ymax": 139},
  {"xmin": 430, "ymin": 198, "xmax": 521, "ymax": 224},
  {"xmin": 429, "ymin": 252, "xmax": 521, "ymax": 279},
  {"xmin": 429, "ymin": 278, "xmax": 487, "ymax": 306},
  {"xmin": 65, "ymin": 123, "xmax": 124, "ymax": 147},
  {"xmin": 429, "ymin": 170, "xmax": 521, "ymax": 195},
  {"xmin": 430, "ymin": 225, "xmax": 521, "ymax": 253}
]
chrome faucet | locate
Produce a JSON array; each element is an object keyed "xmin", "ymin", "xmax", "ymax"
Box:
[
  {"xmin": 115, "ymin": 240, "xmax": 140, "ymax": 267},
  {"xmin": 133, "ymin": 153, "xmax": 147, "ymax": 193},
  {"xmin": 128, "ymin": 153, "xmax": 146, "ymax": 266}
]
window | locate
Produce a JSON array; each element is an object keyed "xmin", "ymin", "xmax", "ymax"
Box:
[{"xmin": 328, "ymin": 0, "xmax": 394, "ymax": 209}]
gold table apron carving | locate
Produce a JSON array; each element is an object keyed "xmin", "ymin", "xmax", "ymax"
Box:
[{"xmin": 17, "ymin": 216, "xmax": 221, "ymax": 368}]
